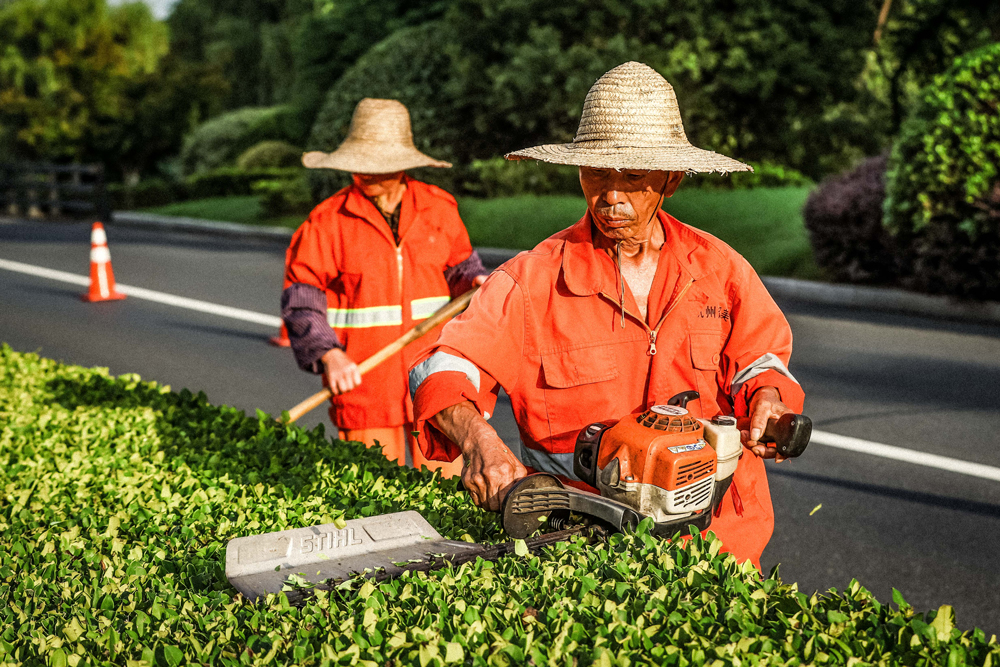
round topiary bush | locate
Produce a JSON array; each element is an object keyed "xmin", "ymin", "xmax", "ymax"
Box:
[
  {"xmin": 884, "ymin": 42, "xmax": 1000, "ymax": 299},
  {"xmin": 181, "ymin": 106, "xmax": 298, "ymax": 176},
  {"xmin": 803, "ymin": 154, "xmax": 899, "ymax": 285},
  {"xmin": 307, "ymin": 22, "xmax": 464, "ymax": 199},
  {"xmin": 236, "ymin": 140, "xmax": 303, "ymax": 170}
]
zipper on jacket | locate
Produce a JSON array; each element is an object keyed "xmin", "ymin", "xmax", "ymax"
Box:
[
  {"xmin": 396, "ymin": 246, "xmax": 404, "ymax": 310},
  {"xmin": 601, "ymin": 279, "xmax": 694, "ymax": 355}
]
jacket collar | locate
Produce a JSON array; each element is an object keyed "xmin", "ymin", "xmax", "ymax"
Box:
[
  {"xmin": 561, "ymin": 210, "xmax": 713, "ymax": 298},
  {"xmin": 341, "ymin": 174, "xmax": 428, "ymax": 243}
]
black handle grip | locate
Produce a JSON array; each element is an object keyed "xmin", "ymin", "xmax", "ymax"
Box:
[{"xmin": 759, "ymin": 413, "xmax": 812, "ymax": 458}]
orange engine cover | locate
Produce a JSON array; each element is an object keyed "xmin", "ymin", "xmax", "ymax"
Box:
[{"xmin": 597, "ymin": 406, "xmax": 716, "ymax": 492}]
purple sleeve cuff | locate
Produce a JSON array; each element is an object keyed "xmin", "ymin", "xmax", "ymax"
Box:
[
  {"xmin": 281, "ymin": 283, "xmax": 342, "ymax": 375},
  {"xmin": 443, "ymin": 250, "xmax": 489, "ymax": 297}
]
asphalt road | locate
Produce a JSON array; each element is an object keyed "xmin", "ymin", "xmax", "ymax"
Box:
[{"xmin": 2, "ymin": 219, "xmax": 999, "ymax": 632}]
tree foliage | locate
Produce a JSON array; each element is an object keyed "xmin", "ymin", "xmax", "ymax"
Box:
[
  {"xmin": 0, "ymin": 0, "xmax": 168, "ymax": 161},
  {"xmin": 307, "ymin": 0, "xmax": 881, "ymax": 180}
]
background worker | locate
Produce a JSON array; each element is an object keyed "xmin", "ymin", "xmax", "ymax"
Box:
[
  {"xmin": 408, "ymin": 63, "xmax": 804, "ymax": 567},
  {"xmin": 282, "ymin": 98, "xmax": 488, "ymax": 477}
]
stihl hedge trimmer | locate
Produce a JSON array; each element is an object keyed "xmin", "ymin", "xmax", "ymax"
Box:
[{"xmin": 226, "ymin": 391, "xmax": 811, "ymax": 602}]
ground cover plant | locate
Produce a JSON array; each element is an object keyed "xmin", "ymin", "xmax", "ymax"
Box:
[
  {"xmin": 140, "ymin": 186, "xmax": 820, "ymax": 279},
  {"xmin": 2, "ymin": 346, "xmax": 998, "ymax": 666}
]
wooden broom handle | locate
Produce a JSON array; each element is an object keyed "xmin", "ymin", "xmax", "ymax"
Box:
[{"xmin": 283, "ymin": 287, "xmax": 479, "ymax": 424}]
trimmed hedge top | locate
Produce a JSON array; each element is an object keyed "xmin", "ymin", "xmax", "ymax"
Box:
[{"xmin": 1, "ymin": 346, "xmax": 997, "ymax": 667}]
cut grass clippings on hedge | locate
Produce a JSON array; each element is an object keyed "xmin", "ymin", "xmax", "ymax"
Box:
[
  {"xmin": 140, "ymin": 186, "xmax": 822, "ymax": 280},
  {"xmin": 2, "ymin": 345, "xmax": 998, "ymax": 666}
]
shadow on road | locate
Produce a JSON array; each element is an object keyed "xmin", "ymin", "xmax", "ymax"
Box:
[{"xmin": 771, "ymin": 468, "xmax": 1000, "ymax": 519}]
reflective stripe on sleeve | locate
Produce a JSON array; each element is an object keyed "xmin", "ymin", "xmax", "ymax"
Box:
[
  {"xmin": 730, "ymin": 353, "xmax": 799, "ymax": 397},
  {"xmin": 327, "ymin": 305, "xmax": 402, "ymax": 329},
  {"xmin": 409, "ymin": 351, "xmax": 482, "ymax": 397},
  {"xmin": 518, "ymin": 446, "xmax": 579, "ymax": 481},
  {"xmin": 411, "ymin": 295, "xmax": 450, "ymax": 320}
]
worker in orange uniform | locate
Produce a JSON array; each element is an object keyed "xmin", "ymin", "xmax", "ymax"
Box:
[
  {"xmin": 408, "ymin": 63, "xmax": 805, "ymax": 567},
  {"xmin": 282, "ymin": 98, "xmax": 488, "ymax": 477}
]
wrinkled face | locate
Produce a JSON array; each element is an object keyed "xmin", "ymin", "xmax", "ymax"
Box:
[
  {"xmin": 579, "ymin": 167, "xmax": 684, "ymax": 242},
  {"xmin": 352, "ymin": 171, "xmax": 406, "ymax": 198}
]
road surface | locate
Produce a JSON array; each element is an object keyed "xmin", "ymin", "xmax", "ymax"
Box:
[{"xmin": 2, "ymin": 219, "xmax": 998, "ymax": 632}]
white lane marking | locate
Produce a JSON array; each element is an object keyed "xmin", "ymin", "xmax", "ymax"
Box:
[
  {"xmin": 812, "ymin": 430, "xmax": 1000, "ymax": 482},
  {"xmin": 0, "ymin": 258, "xmax": 282, "ymax": 328}
]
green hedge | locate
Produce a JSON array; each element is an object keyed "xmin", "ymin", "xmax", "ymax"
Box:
[
  {"xmin": 883, "ymin": 42, "xmax": 1000, "ymax": 299},
  {"xmin": 2, "ymin": 346, "xmax": 997, "ymax": 666},
  {"xmin": 180, "ymin": 106, "xmax": 300, "ymax": 176},
  {"xmin": 109, "ymin": 168, "xmax": 303, "ymax": 210}
]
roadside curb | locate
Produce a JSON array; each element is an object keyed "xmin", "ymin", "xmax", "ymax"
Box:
[
  {"xmin": 109, "ymin": 211, "xmax": 1000, "ymax": 326},
  {"xmin": 112, "ymin": 211, "xmax": 294, "ymax": 241},
  {"xmin": 762, "ymin": 277, "xmax": 1000, "ymax": 325}
]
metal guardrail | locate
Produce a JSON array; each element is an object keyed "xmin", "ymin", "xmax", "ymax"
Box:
[{"xmin": 0, "ymin": 162, "xmax": 111, "ymax": 221}]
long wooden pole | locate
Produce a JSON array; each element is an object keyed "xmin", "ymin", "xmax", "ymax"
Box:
[{"xmin": 283, "ymin": 287, "xmax": 479, "ymax": 424}]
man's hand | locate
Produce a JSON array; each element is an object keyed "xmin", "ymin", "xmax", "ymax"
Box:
[
  {"xmin": 741, "ymin": 386, "xmax": 791, "ymax": 462},
  {"xmin": 321, "ymin": 348, "xmax": 361, "ymax": 395},
  {"xmin": 473, "ymin": 274, "xmax": 488, "ymax": 287},
  {"xmin": 436, "ymin": 402, "xmax": 526, "ymax": 511}
]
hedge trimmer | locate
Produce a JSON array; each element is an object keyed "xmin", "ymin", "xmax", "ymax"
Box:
[{"xmin": 226, "ymin": 392, "xmax": 811, "ymax": 602}]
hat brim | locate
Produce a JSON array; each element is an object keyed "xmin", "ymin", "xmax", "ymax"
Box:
[
  {"xmin": 303, "ymin": 142, "xmax": 451, "ymax": 174},
  {"xmin": 505, "ymin": 143, "xmax": 751, "ymax": 174}
]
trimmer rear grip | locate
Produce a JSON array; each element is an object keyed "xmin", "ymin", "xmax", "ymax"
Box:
[{"xmin": 759, "ymin": 413, "xmax": 812, "ymax": 458}]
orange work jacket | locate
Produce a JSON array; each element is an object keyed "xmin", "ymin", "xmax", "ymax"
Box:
[
  {"xmin": 286, "ymin": 177, "xmax": 475, "ymax": 429},
  {"xmin": 409, "ymin": 211, "xmax": 805, "ymax": 567}
]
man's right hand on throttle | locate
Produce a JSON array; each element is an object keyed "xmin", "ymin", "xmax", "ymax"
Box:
[
  {"xmin": 435, "ymin": 402, "xmax": 526, "ymax": 511},
  {"xmin": 322, "ymin": 348, "xmax": 362, "ymax": 395}
]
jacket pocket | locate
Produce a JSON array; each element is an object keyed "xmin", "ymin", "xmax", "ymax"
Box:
[
  {"xmin": 690, "ymin": 331, "xmax": 722, "ymax": 371},
  {"xmin": 541, "ymin": 344, "xmax": 619, "ymax": 388}
]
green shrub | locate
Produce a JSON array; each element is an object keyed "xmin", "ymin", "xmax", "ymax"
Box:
[
  {"xmin": 308, "ymin": 22, "xmax": 464, "ymax": 199},
  {"xmin": 108, "ymin": 178, "xmax": 187, "ymax": 210},
  {"xmin": 180, "ymin": 106, "xmax": 299, "ymax": 176},
  {"xmin": 2, "ymin": 345, "xmax": 999, "ymax": 665},
  {"xmin": 884, "ymin": 42, "xmax": 1000, "ymax": 299},
  {"xmin": 185, "ymin": 167, "xmax": 301, "ymax": 200},
  {"xmin": 686, "ymin": 161, "xmax": 815, "ymax": 190},
  {"xmin": 236, "ymin": 140, "xmax": 303, "ymax": 170},
  {"xmin": 466, "ymin": 158, "xmax": 580, "ymax": 197},
  {"xmin": 254, "ymin": 176, "xmax": 313, "ymax": 218}
]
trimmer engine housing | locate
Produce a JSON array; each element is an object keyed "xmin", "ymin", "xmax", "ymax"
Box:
[{"xmin": 573, "ymin": 405, "xmax": 743, "ymax": 534}]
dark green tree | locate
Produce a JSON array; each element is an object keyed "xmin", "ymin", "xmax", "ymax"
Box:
[{"xmin": 422, "ymin": 0, "xmax": 881, "ymax": 177}]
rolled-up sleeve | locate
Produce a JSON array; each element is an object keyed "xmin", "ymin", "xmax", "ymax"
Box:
[
  {"xmin": 282, "ymin": 218, "xmax": 343, "ymax": 374},
  {"xmin": 723, "ymin": 260, "xmax": 805, "ymax": 416},
  {"xmin": 409, "ymin": 270, "xmax": 525, "ymax": 461},
  {"xmin": 443, "ymin": 250, "xmax": 489, "ymax": 297}
]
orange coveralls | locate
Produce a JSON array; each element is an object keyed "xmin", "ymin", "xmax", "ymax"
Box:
[
  {"xmin": 409, "ymin": 211, "xmax": 804, "ymax": 566},
  {"xmin": 284, "ymin": 177, "xmax": 479, "ymax": 473}
]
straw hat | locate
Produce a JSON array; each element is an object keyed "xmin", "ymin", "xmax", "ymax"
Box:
[
  {"xmin": 302, "ymin": 98, "xmax": 451, "ymax": 174},
  {"xmin": 506, "ymin": 62, "xmax": 750, "ymax": 174}
]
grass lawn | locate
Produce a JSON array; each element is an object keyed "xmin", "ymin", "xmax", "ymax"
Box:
[
  {"xmin": 458, "ymin": 186, "xmax": 821, "ymax": 279},
  {"xmin": 140, "ymin": 186, "xmax": 821, "ymax": 279},
  {"xmin": 140, "ymin": 195, "xmax": 305, "ymax": 229}
]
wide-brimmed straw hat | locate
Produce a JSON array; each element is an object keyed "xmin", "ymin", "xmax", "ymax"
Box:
[
  {"xmin": 506, "ymin": 62, "xmax": 750, "ymax": 174},
  {"xmin": 302, "ymin": 98, "xmax": 451, "ymax": 174}
]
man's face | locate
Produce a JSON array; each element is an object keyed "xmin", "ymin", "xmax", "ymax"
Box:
[
  {"xmin": 579, "ymin": 167, "xmax": 684, "ymax": 242},
  {"xmin": 352, "ymin": 171, "xmax": 406, "ymax": 198}
]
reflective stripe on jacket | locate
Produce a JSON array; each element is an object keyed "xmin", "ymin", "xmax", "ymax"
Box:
[
  {"xmin": 409, "ymin": 211, "xmax": 805, "ymax": 567},
  {"xmin": 285, "ymin": 177, "xmax": 475, "ymax": 428}
]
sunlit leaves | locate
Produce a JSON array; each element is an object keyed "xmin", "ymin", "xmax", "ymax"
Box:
[{"xmin": 1, "ymin": 345, "xmax": 997, "ymax": 666}]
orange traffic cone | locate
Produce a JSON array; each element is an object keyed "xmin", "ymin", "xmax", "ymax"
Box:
[
  {"xmin": 82, "ymin": 222, "xmax": 126, "ymax": 302},
  {"xmin": 269, "ymin": 323, "xmax": 291, "ymax": 347}
]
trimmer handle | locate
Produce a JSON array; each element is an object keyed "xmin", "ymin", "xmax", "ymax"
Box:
[{"xmin": 758, "ymin": 413, "xmax": 812, "ymax": 458}]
